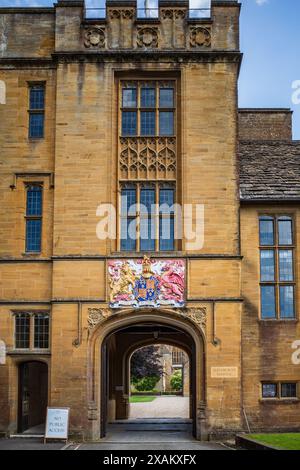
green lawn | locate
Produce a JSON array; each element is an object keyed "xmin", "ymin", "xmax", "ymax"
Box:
[
  {"xmin": 129, "ymin": 396, "xmax": 157, "ymax": 403},
  {"xmin": 248, "ymin": 434, "xmax": 300, "ymax": 450}
]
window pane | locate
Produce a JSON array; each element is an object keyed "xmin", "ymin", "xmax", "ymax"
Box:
[
  {"xmin": 141, "ymin": 88, "xmax": 156, "ymax": 108},
  {"xmin": 159, "ymin": 216, "xmax": 174, "ymax": 251},
  {"xmin": 280, "ymin": 286, "xmax": 295, "ymax": 319},
  {"xmin": 159, "ymin": 111, "xmax": 174, "ymax": 136},
  {"xmin": 26, "ymin": 219, "xmax": 42, "ymax": 252},
  {"xmin": 122, "ymin": 88, "xmax": 137, "ymax": 108},
  {"xmin": 140, "ymin": 218, "xmax": 156, "ymax": 251},
  {"xmin": 278, "ymin": 218, "xmax": 293, "ymax": 245},
  {"xmin": 140, "ymin": 188, "xmax": 155, "ymax": 215},
  {"xmin": 160, "ymin": 88, "xmax": 174, "ymax": 108},
  {"xmin": 262, "ymin": 383, "xmax": 278, "ymax": 398},
  {"xmin": 279, "ymin": 250, "xmax": 294, "ymax": 281},
  {"xmin": 261, "ymin": 285, "xmax": 276, "ymax": 319},
  {"xmin": 121, "ymin": 218, "xmax": 137, "ymax": 251},
  {"xmin": 29, "ymin": 113, "xmax": 44, "ymax": 138},
  {"xmin": 122, "ymin": 111, "xmax": 137, "ymax": 136},
  {"xmin": 281, "ymin": 383, "xmax": 297, "ymax": 398},
  {"xmin": 260, "ymin": 250, "xmax": 275, "ymax": 282},
  {"xmin": 259, "ymin": 218, "xmax": 274, "ymax": 246},
  {"xmin": 34, "ymin": 314, "xmax": 49, "ymax": 349},
  {"xmin": 15, "ymin": 314, "xmax": 30, "ymax": 349},
  {"xmin": 141, "ymin": 111, "xmax": 155, "ymax": 136},
  {"xmin": 159, "ymin": 189, "xmax": 174, "ymax": 210},
  {"xmin": 30, "ymin": 86, "xmax": 45, "ymax": 110},
  {"xmin": 26, "ymin": 186, "xmax": 42, "ymax": 216},
  {"xmin": 121, "ymin": 189, "xmax": 136, "ymax": 215}
]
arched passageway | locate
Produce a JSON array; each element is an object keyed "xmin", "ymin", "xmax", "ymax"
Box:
[{"xmin": 97, "ymin": 313, "xmax": 205, "ymax": 439}]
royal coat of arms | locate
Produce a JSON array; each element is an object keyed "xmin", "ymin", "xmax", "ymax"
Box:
[{"xmin": 108, "ymin": 256, "xmax": 185, "ymax": 309}]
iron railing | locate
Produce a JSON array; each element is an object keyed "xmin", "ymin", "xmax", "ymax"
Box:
[{"xmin": 84, "ymin": 8, "xmax": 211, "ymax": 20}]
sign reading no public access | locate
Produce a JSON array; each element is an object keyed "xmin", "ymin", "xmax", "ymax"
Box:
[{"xmin": 45, "ymin": 407, "xmax": 70, "ymax": 443}]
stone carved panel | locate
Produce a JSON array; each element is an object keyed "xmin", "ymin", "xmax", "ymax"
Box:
[
  {"xmin": 137, "ymin": 27, "xmax": 159, "ymax": 48},
  {"xmin": 84, "ymin": 26, "xmax": 106, "ymax": 49},
  {"xmin": 119, "ymin": 137, "xmax": 176, "ymax": 181},
  {"xmin": 161, "ymin": 9, "xmax": 186, "ymax": 20},
  {"xmin": 109, "ymin": 9, "xmax": 134, "ymax": 19},
  {"xmin": 87, "ymin": 308, "xmax": 110, "ymax": 330},
  {"xmin": 189, "ymin": 27, "xmax": 211, "ymax": 48},
  {"xmin": 177, "ymin": 307, "xmax": 207, "ymax": 331}
]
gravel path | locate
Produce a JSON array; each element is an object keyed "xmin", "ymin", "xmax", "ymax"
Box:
[{"xmin": 129, "ymin": 396, "xmax": 189, "ymax": 419}]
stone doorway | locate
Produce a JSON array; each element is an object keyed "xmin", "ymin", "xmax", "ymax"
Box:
[{"xmin": 18, "ymin": 361, "xmax": 48, "ymax": 433}]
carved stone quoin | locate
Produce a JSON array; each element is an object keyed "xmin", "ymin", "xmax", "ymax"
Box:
[
  {"xmin": 190, "ymin": 27, "xmax": 211, "ymax": 48},
  {"xmin": 137, "ymin": 27, "xmax": 158, "ymax": 49},
  {"xmin": 87, "ymin": 308, "xmax": 110, "ymax": 330},
  {"xmin": 84, "ymin": 26, "xmax": 106, "ymax": 49}
]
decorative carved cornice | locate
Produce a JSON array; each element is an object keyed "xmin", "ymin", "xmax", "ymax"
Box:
[{"xmin": 51, "ymin": 51, "xmax": 242, "ymax": 65}]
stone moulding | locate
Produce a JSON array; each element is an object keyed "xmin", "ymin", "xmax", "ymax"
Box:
[
  {"xmin": 84, "ymin": 26, "xmax": 106, "ymax": 49},
  {"xmin": 87, "ymin": 306, "xmax": 207, "ymax": 332}
]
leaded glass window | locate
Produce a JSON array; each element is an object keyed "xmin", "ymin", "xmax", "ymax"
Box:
[
  {"xmin": 25, "ymin": 185, "xmax": 43, "ymax": 253},
  {"xmin": 121, "ymin": 81, "xmax": 175, "ymax": 137},
  {"xmin": 29, "ymin": 84, "xmax": 45, "ymax": 139},
  {"xmin": 15, "ymin": 314, "xmax": 30, "ymax": 349},
  {"xmin": 120, "ymin": 184, "xmax": 175, "ymax": 252},
  {"xmin": 259, "ymin": 216, "xmax": 295, "ymax": 320},
  {"xmin": 14, "ymin": 312, "xmax": 50, "ymax": 350},
  {"xmin": 34, "ymin": 314, "xmax": 50, "ymax": 349}
]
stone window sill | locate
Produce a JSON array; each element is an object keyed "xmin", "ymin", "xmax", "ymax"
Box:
[
  {"xmin": 7, "ymin": 349, "xmax": 51, "ymax": 356},
  {"xmin": 260, "ymin": 399, "xmax": 300, "ymax": 405}
]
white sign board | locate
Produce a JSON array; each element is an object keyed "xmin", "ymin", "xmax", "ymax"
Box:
[
  {"xmin": 0, "ymin": 341, "xmax": 6, "ymax": 365},
  {"xmin": 45, "ymin": 407, "xmax": 70, "ymax": 442}
]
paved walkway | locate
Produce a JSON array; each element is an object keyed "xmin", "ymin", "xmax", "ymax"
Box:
[{"xmin": 130, "ymin": 396, "xmax": 189, "ymax": 419}]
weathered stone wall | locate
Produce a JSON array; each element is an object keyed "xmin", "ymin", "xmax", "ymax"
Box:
[
  {"xmin": 239, "ymin": 109, "xmax": 293, "ymax": 141},
  {"xmin": 0, "ymin": 11, "xmax": 55, "ymax": 58},
  {"xmin": 241, "ymin": 204, "xmax": 300, "ymax": 432}
]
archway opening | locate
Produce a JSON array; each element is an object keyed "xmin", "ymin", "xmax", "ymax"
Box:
[
  {"xmin": 18, "ymin": 361, "xmax": 48, "ymax": 434},
  {"xmin": 129, "ymin": 344, "xmax": 190, "ymax": 419},
  {"xmin": 100, "ymin": 318, "xmax": 202, "ymax": 439}
]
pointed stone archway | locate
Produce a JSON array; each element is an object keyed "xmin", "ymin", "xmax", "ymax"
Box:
[{"xmin": 87, "ymin": 308, "xmax": 207, "ymax": 441}]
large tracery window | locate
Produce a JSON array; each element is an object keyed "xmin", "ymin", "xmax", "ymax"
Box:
[{"xmin": 118, "ymin": 79, "xmax": 178, "ymax": 253}]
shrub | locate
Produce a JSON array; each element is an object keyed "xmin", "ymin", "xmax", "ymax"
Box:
[
  {"xmin": 134, "ymin": 375, "xmax": 160, "ymax": 392},
  {"xmin": 170, "ymin": 370, "xmax": 183, "ymax": 391}
]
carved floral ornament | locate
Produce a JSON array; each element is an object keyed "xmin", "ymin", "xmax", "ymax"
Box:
[
  {"xmin": 84, "ymin": 26, "xmax": 106, "ymax": 49},
  {"xmin": 137, "ymin": 27, "xmax": 159, "ymax": 49},
  {"xmin": 161, "ymin": 9, "xmax": 186, "ymax": 20},
  {"xmin": 109, "ymin": 9, "xmax": 135, "ymax": 19},
  {"xmin": 87, "ymin": 307, "xmax": 207, "ymax": 332},
  {"xmin": 189, "ymin": 27, "xmax": 211, "ymax": 48}
]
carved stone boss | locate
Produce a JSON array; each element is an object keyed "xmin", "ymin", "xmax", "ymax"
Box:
[
  {"xmin": 84, "ymin": 26, "xmax": 106, "ymax": 49},
  {"xmin": 189, "ymin": 27, "xmax": 211, "ymax": 48}
]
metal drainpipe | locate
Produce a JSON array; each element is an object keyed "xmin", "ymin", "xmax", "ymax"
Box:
[{"xmin": 73, "ymin": 301, "xmax": 82, "ymax": 347}]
